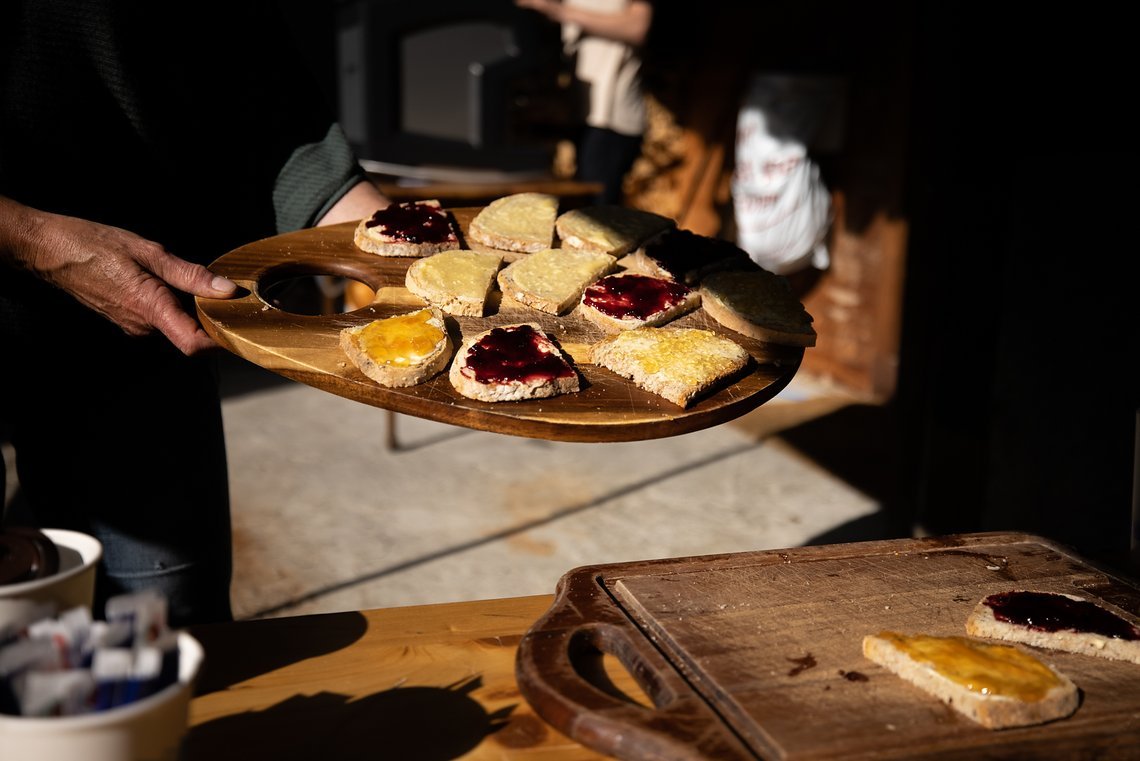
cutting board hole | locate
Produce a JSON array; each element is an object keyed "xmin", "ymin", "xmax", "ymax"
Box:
[
  {"xmin": 570, "ymin": 630, "xmax": 661, "ymax": 710},
  {"xmin": 259, "ymin": 275, "xmax": 373, "ymax": 315}
]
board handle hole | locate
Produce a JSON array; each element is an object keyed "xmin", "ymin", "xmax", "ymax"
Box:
[
  {"xmin": 257, "ymin": 262, "xmax": 380, "ymax": 316},
  {"xmin": 569, "ymin": 626, "xmax": 669, "ymax": 710}
]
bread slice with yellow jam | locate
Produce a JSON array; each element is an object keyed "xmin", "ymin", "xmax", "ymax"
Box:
[
  {"xmin": 339, "ymin": 307, "xmax": 453, "ymax": 388},
  {"xmin": 862, "ymin": 631, "xmax": 1079, "ymax": 729}
]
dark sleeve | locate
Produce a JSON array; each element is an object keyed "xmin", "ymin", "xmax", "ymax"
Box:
[{"xmin": 273, "ymin": 123, "xmax": 366, "ymax": 233}]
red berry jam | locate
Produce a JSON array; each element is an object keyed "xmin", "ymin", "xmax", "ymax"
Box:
[
  {"xmin": 641, "ymin": 229, "xmax": 751, "ymax": 284},
  {"xmin": 984, "ymin": 590, "xmax": 1140, "ymax": 640},
  {"xmin": 363, "ymin": 201, "xmax": 456, "ymax": 244},
  {"xmin": 464, "ymin": 325, "xmax": 575, "ymax": 385},
  {"xmin": 582, "ymin": 273, "xmax": 692, "ymax": 321}
]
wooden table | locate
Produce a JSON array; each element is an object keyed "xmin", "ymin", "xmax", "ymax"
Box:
[
  {"xmin": 182, "ymin": 537, "xmax": 1140, "ymax": 761},
  {"xmin": 184, "ymin": 595, "xmax": 622, "ymax": 761}
]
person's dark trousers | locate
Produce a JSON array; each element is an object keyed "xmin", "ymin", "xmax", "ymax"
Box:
[
  {"xmin": 1, "ymin": 310, "xmax": 234, "ymax": 628},
  {"xmin": 576, "ymin": 125, "xmax": 644, "ymax": 206}
]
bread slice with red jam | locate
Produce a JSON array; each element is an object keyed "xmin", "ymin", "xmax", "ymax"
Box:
[
  {"xmin": 966, "ymin": 590, "xmax": 1140, "ymax": 664},
  {"xmin": 627, "ymin": 228, "xmax": 754, "ymax": 286},
  {"xmin": 354, "ymin": 199, "xmax": 459, "ymax": 257},
  {"xmin": 579, "ymin": 272, "xmax": 700, "ymax": 333},
  {"xmin": 449, "ymin": 323, "xmax": 580, "ymax": 402}
]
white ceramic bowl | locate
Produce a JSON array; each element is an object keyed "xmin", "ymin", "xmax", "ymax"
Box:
[
  {"xmin": 0, "ymin": 631, "xmax": 204, "ymax": 761},
  {"xmin": 0, "ymin": 528, "xmax": 103, "ymax": 629}
]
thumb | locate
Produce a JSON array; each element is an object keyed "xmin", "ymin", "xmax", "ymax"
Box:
[{"xmin": 143, "ymin": 247, "xmax": 237, "ymax": 299}]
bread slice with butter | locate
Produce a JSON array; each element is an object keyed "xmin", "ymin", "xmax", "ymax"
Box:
[
  {"xmin": 339, "ymin": 307, "xmax": 453, "ymax": 388},
  {"xmin": 862, "ymin": 631, "xmax": 1079, "ymax": 729},
  {"xmin": 555, "ymin": 205, "xmax": 675, "ymax": 257},
  {"xmin": 468, "ymin": 192, "xmax": 558, "ymax": 254},
  {"xmin": 496, "ymin": 247, "xmax": 617, "ymax": 315},
  {"xmin": 405, "ymin": 249, "xmax": 503, "ymax": 317},
  {"xmin": 589, "ymin": 327, "xmax": 750, "ymax": 408},
  {"xmin": 699, "ymin": 269, "xmax": 817, "ymax": 347}
]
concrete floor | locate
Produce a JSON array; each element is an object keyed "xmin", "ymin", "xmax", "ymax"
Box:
[
  {"xmin": 213, "ymin": 355, "xmax": 888, "ymax": 620},
  {"xmin": 2, "ymin": 354, "xmax": 893, "ymax": 622}
]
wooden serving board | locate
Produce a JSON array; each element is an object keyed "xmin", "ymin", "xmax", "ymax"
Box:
[
  {"xmin": 515, "ymin": 533, "xmax": 1140, "ymax": 760},
  {"xmin": 194, "ymin": 208, "xmax": 803, "ymax": 442}
]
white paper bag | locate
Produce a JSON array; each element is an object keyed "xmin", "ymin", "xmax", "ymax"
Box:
[{"xmin": 733, "ymin": 74, "xmax": 844, "ymax": 275}]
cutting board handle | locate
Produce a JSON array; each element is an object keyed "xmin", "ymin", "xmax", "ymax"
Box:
[{"xmin": 516, "ymin": 572, "xmax": 755, "ymax": 760}]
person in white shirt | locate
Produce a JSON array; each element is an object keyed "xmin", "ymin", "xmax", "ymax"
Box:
[{"xmin": 517, "ymin": 0, "xmax": 653, "ymax": 205}]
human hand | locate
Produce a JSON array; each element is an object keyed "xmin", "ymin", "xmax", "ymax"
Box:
[{"xmin": 0, "ymin": 198, "xmax": 237, "ymax": 355}]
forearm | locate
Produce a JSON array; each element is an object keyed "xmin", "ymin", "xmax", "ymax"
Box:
[
  {"xmin": 315, "ymin": 179, "xmax": 392, "ymax": 227},
  {"xmin": 0, "ymin": 195, "xmax": 44, "ymax": 274},
  {"xmin": 527, "ymin": 1, "xmax": 652, "ymax": 46}
]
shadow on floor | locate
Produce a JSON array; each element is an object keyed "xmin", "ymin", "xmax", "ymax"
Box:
[{"xmin": 771, "ymin": 399, "xmax": 915, "ymax": 546}]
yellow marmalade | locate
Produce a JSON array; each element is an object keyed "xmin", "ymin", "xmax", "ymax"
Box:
[
  {"xmin": 357, "ymin": 309, "xmax": 444, "ymax": 367},
  {"xmin": 875, "ymin": 631, "xmax": 1063, "ymax": 702}
]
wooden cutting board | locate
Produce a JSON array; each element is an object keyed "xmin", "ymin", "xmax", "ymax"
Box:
[
  {"xmin": 195, "ymin": 208, "xmax": 804, "ymax": 442},
  {"xmin": 515, "ymin": 533, "xmax": 1140, "ymax": 759}
]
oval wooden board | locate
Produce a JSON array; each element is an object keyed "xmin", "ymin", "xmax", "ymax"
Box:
[{"xmin": 195, "ymin": 208, "xmax": 804, "ymax": 442}]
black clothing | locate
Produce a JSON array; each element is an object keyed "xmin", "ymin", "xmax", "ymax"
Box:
[{"xmin": 1, "ymin": 1, "xmax": 365, "ymax": 624}]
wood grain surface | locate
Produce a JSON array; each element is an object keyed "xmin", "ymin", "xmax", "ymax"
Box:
[
  {"xmin": 185, "ymin": 595, "xmax": 625, "ymax": 760},
  {"xmin": 195, "ymin": 208, "xmax": 803, "ymax": 442},
  {"xmin": 516, "ymin": 533, "xmax": 1140, "ymax": 760}
]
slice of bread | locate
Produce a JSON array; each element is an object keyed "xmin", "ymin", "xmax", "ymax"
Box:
[
  {"xmin": 450, "ymin": 323, "xmax": 580, "ymax": 402},
  {"xmin": 339, "ymin": 307, "xmax": 453, "ymax": 388},
  {"xmin": 496, "ymin": 248, "xmax": 617, "ymax": 315},
  {"xmin": 966, "ymin": 590, "xmax": 1140, "ymax": 664},
  {"xmin": 468, "ymin": 192, "xmax": 558, "ymax": 253},
  {"xmin": 405, "ymin": 249, "xmax": 503, "ymax": 317},
  {"xmin": 699, "ymin": 269, "xmax": 817, "ymax": 347},
  {"xmin": 589, "ymin": 327, "xmax": 750, "ymax": 408},
  {"xmin": 627, "ymin": 228, "xmax": 753, "ymax": 286},
  {"xmin": 353, "ymin": 199, "xmax": 459, "ymax": 257},
  {"xmin": 555, "ymin": 205, "xmax": 675, "ymax": 257},
  {"xmin": 863, "ymin": 631, "xmax": 1079, "ymax": 730},
  {"xmin": 580, "ymin": 272, "xmax": 700, "ymax": 333}
]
